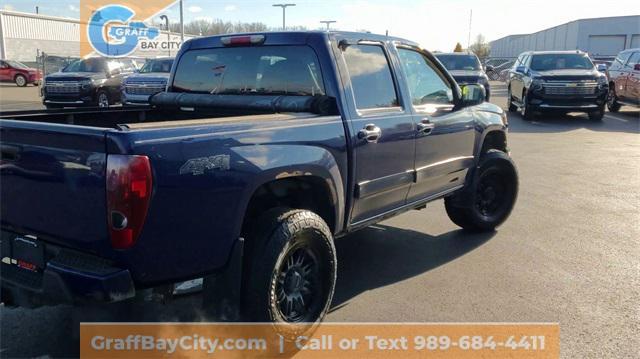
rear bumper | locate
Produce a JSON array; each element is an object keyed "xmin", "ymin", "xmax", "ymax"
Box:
[
  {"xmin": 1, "ymin": 232, "xmax": 135, "ymax": 308},
  {"xmin": 1, "ymin": 230, "xmax": 244, "ymax": 316}
]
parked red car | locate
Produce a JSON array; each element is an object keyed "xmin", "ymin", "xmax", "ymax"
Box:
[{"xmin": 0, "ymin": 60, "xmax": 42, "ymax": 87}]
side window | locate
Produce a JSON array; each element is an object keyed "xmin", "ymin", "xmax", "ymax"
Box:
[
  {"xmin": 513, "ymin": 55, "xmax": 524, "ymax": 69},
  {"xmin": 614, "ymin": 52, "xmax": 632, "ymax": 67},
  {"xmin": 342, "ymin": 44, "xmax": 399, "ymax": 109},
  {"xmin": 626, "ymin": 52, "xmax": 640, "ymax": 67},
  {"xmin": 397, "ymin": 48, "xmax": 453, "ymax": 106},
  {"xmin": 119, "ymin": 59, "xmax": 136, "ymax": 72}
]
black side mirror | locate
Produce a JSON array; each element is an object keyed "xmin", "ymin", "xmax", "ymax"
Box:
[
  {"xmin": 460, "ymin": 84, "xmax": 486, "ymax": 107},
  {"xmin": 486, "ymin": 65, "xmax": 494, "ymax": 72}
]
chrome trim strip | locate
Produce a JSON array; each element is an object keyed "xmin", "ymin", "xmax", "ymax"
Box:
[{"xmin": 538, "ymin": 104, "xmax": 599, "ymax": 109}]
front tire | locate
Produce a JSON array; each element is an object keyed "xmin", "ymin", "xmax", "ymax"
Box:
[
  {"xmin": 96, "ymin": 90, "xmax": 110, "ymax": 108},
  {"xmin": 507, "ymin": 87, "xmax": 517, "ymax": 112},
  {"xmin": 445, "ymin": 150, "xmax": 518, "ymax": 232},
  {"xmin": 606, "ymin": 87, "xmax": 621, "ymax": 112},
  {"xmin": 588, "ymin": 105, "xmax": 605, "ymax": 121},
  {"xmin": 14, "ymin": 74, "xmax": 27, "ymax": 87},
  {"xmin": 520, "ymin": 93, "xmax": 535, "ymax": 121},
  {"xmin": 242, "ymin": 209, "xmax": 337, "ymax": 325}
]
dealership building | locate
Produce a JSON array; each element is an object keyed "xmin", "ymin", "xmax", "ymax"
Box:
[
  {"xmin": 0, "ymin": 10, "xmax": 190, "ymax": 64},
  {"xmin": 489, "ymin": 15, "xmax": 640, "ymax": 59}
]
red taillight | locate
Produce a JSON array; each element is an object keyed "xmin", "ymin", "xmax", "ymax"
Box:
[
  {"xmin": 106, "ymin": 155, "xmax": 153, "ymax": 249},
  {"xmin": 220, "ymin": 35, "xmax": 266, "ymax": 46}
]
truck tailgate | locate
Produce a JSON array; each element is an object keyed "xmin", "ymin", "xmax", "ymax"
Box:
[{"xmin": 0, "ymin": 120, "xmax": 109, "ymax": 253}]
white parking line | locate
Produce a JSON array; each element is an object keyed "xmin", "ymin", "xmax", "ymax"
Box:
[{"xmin": 604, "ymin": 113, "xmax": 629, "ymax": 122}]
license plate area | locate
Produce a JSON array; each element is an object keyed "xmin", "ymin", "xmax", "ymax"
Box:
[{"xmin": 13, "ymin": 237, "xmax": 45, "ymax": 271}]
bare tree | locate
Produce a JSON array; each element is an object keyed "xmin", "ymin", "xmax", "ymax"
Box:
[
  {"xmin": 454, "ymin": 42, "xmax": 464, "ymax": 52},
  {"xmin": 167, "ymin": 19, "xmax": 270, "ymax": 36},
  {"xmin": 469, "ymin": 34, "xmax": 490, "ymax": 60}
]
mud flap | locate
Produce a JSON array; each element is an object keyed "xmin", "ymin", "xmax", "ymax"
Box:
[{"xmin": 202, "ymin": 237, "xmax": 244, "ymax": 321}]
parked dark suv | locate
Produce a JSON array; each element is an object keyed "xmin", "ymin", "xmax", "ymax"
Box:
[
  {"xmin": 507, "ymin": 51, "xmax": 609, "ymax": 120},
  {"xmin": 122, "ymin": 57, "xmax": 174, "ymax": 106},
  {"xmin": 435, "ymin": 52, "xmax": 491, "ymax": 100},
  {"xmin": 606, "ymin": 48, "xmax": 640, "ymax": 111},
  {"xmin": 42, "ymin": 57, "xmax": 136, "ymax": 108}
]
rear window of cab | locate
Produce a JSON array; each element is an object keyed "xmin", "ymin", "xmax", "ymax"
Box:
[{"xmin": 172, "ymin": 46, "xmax": 325, "ymax": 96}]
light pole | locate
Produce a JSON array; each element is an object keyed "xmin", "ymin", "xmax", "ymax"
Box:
[
  {"xmin": 179, "ymin": 0, "xmax": 184, "ymax": 43},
  {"xmin": 272, "ymin": 4, "xmax": 296, "ymax": 30},
  {"xmin": 467, "ymin": 9, "xmax": 473, "ymax": 50},
  {"xmin": 160, "ymin": 15, "xmax": 171, "ymax": 57},
  {"xmin": 320, "ymin": 20, "xmax": 336, "ymax": 30}
]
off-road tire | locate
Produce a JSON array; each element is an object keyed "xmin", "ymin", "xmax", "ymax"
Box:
[
  {"xmin": 242, "ymin": 208, "xmax": 337, "ymax": 325},
  {"xmin": 445, "ymin": 150, "xmax": 518, "ymax": 232}
]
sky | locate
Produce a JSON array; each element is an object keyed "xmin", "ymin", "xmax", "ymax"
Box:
[{"xmin": 2, "ymin": 0, "xmax": 638, "ymax": 52}]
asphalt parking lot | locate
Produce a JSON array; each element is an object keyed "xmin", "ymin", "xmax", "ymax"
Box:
[
  {"xmin": 0, "ymin": 83, "xmax": 44, "ymax": 111},
  {"xmin": 1, "ymin": 82, "xmax": 639, "ymax": 358}
]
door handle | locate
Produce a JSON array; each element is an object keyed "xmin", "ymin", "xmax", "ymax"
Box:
[
  {"xmin": 417, "ymin": 119, "xmax": 435, "ymax": 134},
  {"xmin": 358, "ymin": 124, "xmax": 382, "ymax": 143}
]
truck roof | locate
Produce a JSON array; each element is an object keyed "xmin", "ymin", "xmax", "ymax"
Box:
[
  {"xmin": 435, "ymin": 52, "xmax": 477, "ymax": 56},
  {"xmin": 185, "ymin": 31, "xmax": 420, "ymax": 49},
  {"xmin": 520, "ymin": 50, "xmax": 587, "ymax": 56}
]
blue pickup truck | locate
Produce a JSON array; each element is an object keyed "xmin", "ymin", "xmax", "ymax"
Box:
[{"xmin": 0, "ymin": 31, "xmax": 517, "ymax": 324}]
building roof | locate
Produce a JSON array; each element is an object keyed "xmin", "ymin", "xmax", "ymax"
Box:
[{"xmin": 490, "ymin": 15, "xmax": 640, "ymax": 44}]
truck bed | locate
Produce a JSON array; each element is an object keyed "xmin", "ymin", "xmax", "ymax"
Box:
[
  {"xmin": 0, "ymin": 94, "xmax": 346, "ymax": 286},
  {"xmin": 0, "ymin": 93, "xmax": 338, "ymax": 129}
]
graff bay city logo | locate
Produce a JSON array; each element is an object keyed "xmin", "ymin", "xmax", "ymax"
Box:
[
  {"xmin": 80, "ymin": 0, "xmax": 178, "ymax": 57},
  {"xmin": 88, "ymin": 5, "xmax": 160, "ymax": 56}
]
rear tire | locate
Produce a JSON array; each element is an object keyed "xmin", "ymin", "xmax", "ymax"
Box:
[
  {"xmin": 445, "ymin": 150, "xmax": 518, "ymax": 232},
  {"xmin": 242, "ymin": 208, "xmax": 336, "ymax": 325},
  {"xmin": 14, "ymin": 74, "xmax": 27, "ymax": 87}
]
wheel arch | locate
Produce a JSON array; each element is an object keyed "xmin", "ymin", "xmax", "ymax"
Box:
[
  {"xmin": 480, "ymin": 130, "xmax": 508, "ymax": 155},
  {"xmin": 240, "ymin": 174, "xmax": 341, "ymax": 238}
]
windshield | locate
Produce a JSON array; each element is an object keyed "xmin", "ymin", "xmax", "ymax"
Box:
[
  {"xmin": 63, "ymin": 58, "xmax": 107, "ymax": 73},
  {"xmin": 6, "ymin": 60, "xmax": 29, "ymax": 69},
  {"xmin": 172, "ymin": 46, "xmax": 325, "ymax": 96},
  {"xmin": 530, "ymin": 54, "xmax": 594, "ymax": 71},
  {"xmin": 140, "ymin": 59, "xmax": 174, "ymax": 73},
  {"xmin": 435, "ymin": 54, "xmax": 481, "ymax": 71}
]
